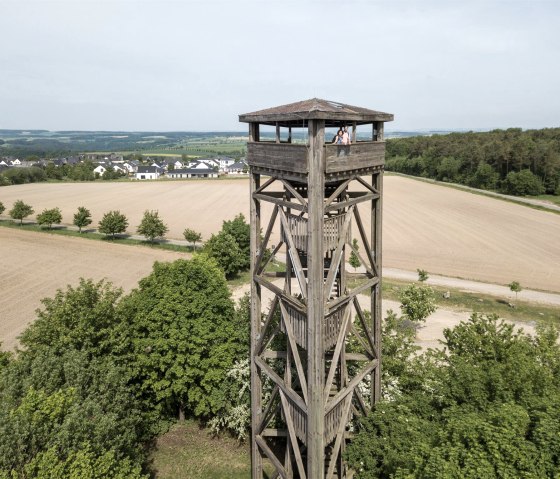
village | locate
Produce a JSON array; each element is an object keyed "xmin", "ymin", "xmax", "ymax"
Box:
[{"xmin": 0, "ymin": 152, "xmax": 249, "ymax": 180}]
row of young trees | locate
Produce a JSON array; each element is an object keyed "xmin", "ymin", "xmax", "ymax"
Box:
[
  {"xmin": 1, "ymin": 198, "xmax": 252, "ymax": 279},
  {"xmin": 386, "ymin": 127, "xmax": 560, "ymax": 195},
  {"xmin": 0, "ymin": 257, "xmax": 250, "ymax": 478}
]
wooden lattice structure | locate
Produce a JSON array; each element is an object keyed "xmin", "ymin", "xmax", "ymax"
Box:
[{"xmin": 240, "ymin": 99, "xmax": 393, "ymax": 478}]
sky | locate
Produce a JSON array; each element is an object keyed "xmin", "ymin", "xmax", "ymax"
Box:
[{"xmin": 1, "ymin": 0, "xmax": 559, "ymax": 132}]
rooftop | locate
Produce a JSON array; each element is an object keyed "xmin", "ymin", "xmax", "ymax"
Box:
[{"xmin": 239, "ymin": 98, "xmax": 393, "ymax": 127}]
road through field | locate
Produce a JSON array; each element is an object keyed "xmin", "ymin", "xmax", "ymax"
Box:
[
  {"xmin": 0, "ymin": 228, "xmax": 186, "ymax": 350},
  {"xmin": 2, "ymin": 176, "xmax": 559, "ymax": 292}
]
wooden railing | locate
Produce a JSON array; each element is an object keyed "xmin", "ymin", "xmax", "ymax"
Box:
[{"xmin": 247, "ymin": 141, "xmax": 385, "ymax": 174}]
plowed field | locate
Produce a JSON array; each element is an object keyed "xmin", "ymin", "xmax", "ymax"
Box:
[{"xmin": 1, "ymin": 175, "xmax": 559, "ymax": 349}]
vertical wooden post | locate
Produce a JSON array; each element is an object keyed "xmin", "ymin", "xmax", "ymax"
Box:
[
  {"xmin": 371, "ymin": 170, "xmax": 383, "ymax": 403},
  {"xmin": 250, "ymin": 122, "xmax": 260, "ymax": 143},
  {"xmin": 307, "ymin": 118, "xmax": 325, "ymax": 478},
  {"xmin": 276, "ymin": 122, "xmax": 280, "ymax": 143},
  {"xmin": 352, "ymin": 122, "xmax": 356, "ymax": 143},
  {"xmin": 288, "ymin": 126, "xmax": 292, "ymax": 143},
  {"xmin": 250, "ymin": 170, "xmax": 263, "ymax": 478},
  {"xmin": 374, "ymin": 121, "xmax": 384, "ymax": 142}
]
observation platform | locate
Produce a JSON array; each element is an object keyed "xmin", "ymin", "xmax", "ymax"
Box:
[{"xmin": 240, "ymin": 98, "xmax": 394, "ymax": 181}]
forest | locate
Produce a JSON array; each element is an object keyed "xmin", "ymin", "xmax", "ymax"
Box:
[{"xmin": 386, "ymin": 128, "xmax": 560, "ymax": 196}]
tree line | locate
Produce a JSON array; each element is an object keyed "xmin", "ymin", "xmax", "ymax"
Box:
[
  {"xmin": 0, "ymin": 161, "xmax": 126, "ymax": 186},
  {"xmin": 0, "ymin": 198, "xmax": 252, "ymax": 279},
  {"xmin": 386, "ymin": 127, "xmax": 560, "ymax": 196}
]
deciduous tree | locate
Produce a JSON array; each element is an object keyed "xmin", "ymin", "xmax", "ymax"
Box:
[
  {"xmin": 73, "ymin": 206, "xmax": 92, "ymax": 233},
  {"xmin": 117, "ymin": 257, "xmax": 244, "ymax": 419},
  {"xmin": 98, "ymin": 210, "xmax": 128, "ymax": 239},
  {"xmin": 9, "ymin": 200, "xmax": 34, "ymax": 225},
  {"xmin": 183, "ymin": 228, "xmax": 202, "ymax": 250},
  {"xmin": 137, "ymin": 210, "xmax": 168, "ymax": 244},
  {"xmin": 204, "ymin": 231, "xmax": 244, "ymax": 278},
  {"xmin": 36, "ymin": 207, "xmax": 62, "ymax": 230}
]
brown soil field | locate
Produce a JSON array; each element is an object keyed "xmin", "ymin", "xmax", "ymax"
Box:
[
  {"xmin": 0, "ymin": 228, "xmax": 186, "ymax": 350},
  {"xmin": 1, "ymin": 176, "xmax": 559, "ymax": 292},
  {"xmin": 1, "ymin": 175, "xmax": 559, "ymax": 351}
]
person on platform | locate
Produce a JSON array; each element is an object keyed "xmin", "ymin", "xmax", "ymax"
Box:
[{"xmin": 342, "ymin": 125, "xmax": 351, "ymax": 145}]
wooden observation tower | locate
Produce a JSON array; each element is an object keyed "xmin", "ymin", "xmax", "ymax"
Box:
[{"xmin": 240, "ymin": 98, "xmax": 393, "ymax": 478}]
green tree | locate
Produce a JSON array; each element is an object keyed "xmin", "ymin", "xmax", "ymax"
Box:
[
  {"xmin": 509, "ymin": 280, "xmax": 522, "ymax": 303},
  {"xmin": 0, "ymin": 201, "xmax": 5, "ymax": 215},
  {"xmin": 417, "ymin": 268, "xmax": 429, "ymax": 282},
  {"xmin": 204, "ymin": 231, "xmax": 245, "ymax": 278},
  {"xmin": 346, "ymin": 314, "xmax": 560, "ymax": 478},
  {"xmin": 36, "ymin": 207, "xmax": 62, "ymax": 230},
  {"xmin": 399, "ymin": 283, "xmax": 437, "ymax": 325},
  {"xmin": 73, "ymin": 206, "xmax": 92, "ymax": 233},
  {"xmin": 9, "ymin": 200, "xmax": 34, "ymax": 225},
  {"xmin": 98, "ymin": 210, "xmax": 128, "ymax": 239},
  {"xmin": 117, "ymin": 257, "xmax": 244, "ymax": 419},
  {"xmin": 221, "ymin": 213, "xmax": 251, "ymax": 270},
  {"xmin": 183, "ymin": 228, "xmax": 203, "ymax": 250},
  {"xmin": 502, "ymin": 169, "xmax": 545, "ymax": 196},
  {"xmin": 349, "ymin": 238, "xmax": 361, "ymax": 271},
  {"xmin": 136, "ymin": 210, "xmax": 168, "ymax": 244}
]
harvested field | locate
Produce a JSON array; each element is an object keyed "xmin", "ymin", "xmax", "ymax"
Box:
[
  {"xmin": 1, "ymin": 176, "xmax": 559, "ymax": 350},
  {"xmin": 0, "ymin": 228, "xmax": 186, "ymax": 350},
  {"xmin": 1, "ymin": 176, "xmax": 559, "ymax": 292}
]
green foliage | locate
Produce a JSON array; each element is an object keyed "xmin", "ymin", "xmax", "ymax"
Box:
[
  {"xmin": 117, "ymin": 257, "xmax": 245, "ymax": 419},
  {"xmin": 0, "ymin": 279, "xmax": 152, "ymax": 478},
  {"xmin": 73, "ymin": 206, "xmax": 92, "ymax": 233},
  {"xmin": 0, "ymin": 201, "xmax": 5, "ymax": 215},
  {"xmin": 347, "ymin": 314, "xmax": 560, "ymax": 479},
  {"xmin": 221, "ymin": 213, "xmax": 251, "ymax": 270},
  {"xmin": 417, "ymin": 268, "xmax": 429, "ymax": 282},
  {"xmin": 204, "ymin": 231, "xmax": 245, "ymax": 278},
  {"xmin": 36, "ymin": 207, "xmax": 62, "ymax": 229},
  {"xmin": 2, "ymin": 167, "xmax": 46, "ymax": 185},
  {"xmin": 183, "ymin": 227, "xmax": 202, "ymax": 250},
  {"xmin": 509, "ymin": 280, "xmax": 522, "ymax": 302},
  {"xmin": 398, "ymin": 283, "xmax": 437, "ymax": 324},
  {"xmin": 502, "ymin": 169, "xmax": 545, "ymax": 196},
  {"xmin": 9, "ymin": 199, "xmax": 34, "ymax": 225},
  {"xmin": 19, "ymin": 278, "xmax": 123, "ymax": 357},
  {"xmin": 386, "ymin": 128, "xmax": 560, "ymax": 196},
  {"xmin": 136, "ymin": 210, "xmax": 168, "ymax": 243},
  {"xmin": 349, "ymin": 238, "xmax": 361, "ymax": 271},
  {"xmin": 98, "ymin": 210, "xmax": 128, "ymax": 239}
]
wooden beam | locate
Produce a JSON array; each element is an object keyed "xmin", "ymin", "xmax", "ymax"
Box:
[
  {"xmin": 255, "ymin": 206, "xmax": 278, "ymax": 274},
  {"xmin": 325, "ymin": 359, "xmax": 378, "ymax": 414},
  {"xmin": 254, "ymin": 276, "xmax": 306, "ymax": 311},
  {"xmin": 323, "ymin": 306, "xmax": 352, "ymax": 403},
  {"xmin": 256, "ymin": 435, "xmax": 287, "ymax": 479},
  {"xmin": 325, "ymin": 192, "xmax": 378, "ymax": 212},
  {"xmin": 325, "ymin": 178, "xmax": 351, "ymax": 207},
  {"xmin": 279, "ymin": 390, "xmax": 307, "ymax": 479},
  {"xmin": 253, "ymin": 192, "xmax": 306, "ymax": 212},
  {"xmin": 280, "ymin": 178, "xmax": 308, "ymax": 209},
  {"xmin": 250, "ymin": 172, "xmax": 263, "ymax": 478},
  {"xmin": 280, "ymin": 301, "xmax": 309, "ymax": 404},
  {"xmin": 255, "ymin": 296, "xmax": 279, "ymax": 355},
  {"xmin": 323, "ymin": 206, "xmax": 354, "ymax": 299},
  {"xmin": 326, "ymin": 396, "xmax": 353, "ymax": 479},
  {"xmin": 278, "ymin": 208, "xmax": 308, "ymax": 300},
  {"xmin": 276, "ymin": 122, "xmax": 280, "ymax": 143},
  {"xmin": 372, "ymin": 171, "xmax": 383, "ymax": 403}
]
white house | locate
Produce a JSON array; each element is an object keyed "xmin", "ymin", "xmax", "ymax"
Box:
[
  {"xmin": 167, "ymin": 167, "xmax": 218, "ymax": 179},
  {"xmin": 93, "ymin": 165, "xmax": 107, "ymax": 176},
  {"xmin": 136, "ymin": 165, "xmax": 161, "ymax": 180},
  {"xmin": 216, "ymin": 156, "xmax": 236, "ymax": 171},
  {"xmin": 226, "ymin": 160, "xmax": 248, "ymax": 175}
]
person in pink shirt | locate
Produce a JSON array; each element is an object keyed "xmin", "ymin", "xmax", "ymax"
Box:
[{"xmin": 341, "ymin": 125, "xmax": 351, "ymax": 145}]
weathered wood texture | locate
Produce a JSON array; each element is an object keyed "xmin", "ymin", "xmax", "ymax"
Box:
[{"xmin": 247, "ymin": 141, "xmax": 385, "ymax": 175}]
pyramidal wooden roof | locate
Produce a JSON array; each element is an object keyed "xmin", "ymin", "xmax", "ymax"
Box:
[{"xmin": 239, "ymin": 98, "xmax": 393, "ymax": 127}]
